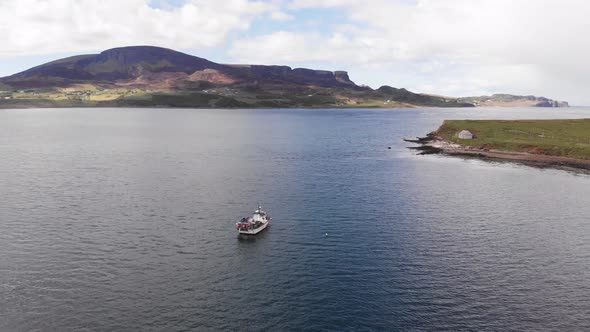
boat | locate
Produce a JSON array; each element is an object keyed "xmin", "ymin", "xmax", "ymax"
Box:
[{"xmin": 236, "ymin": 205, "xmax": 271, "ymax": 236}]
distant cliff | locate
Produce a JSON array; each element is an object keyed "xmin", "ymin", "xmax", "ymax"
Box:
[{"xmin": 458, "ymin": 94, "xmax": 569, "ymax": 107}]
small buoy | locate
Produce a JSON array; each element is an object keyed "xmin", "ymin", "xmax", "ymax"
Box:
[{"xmin": 324, "ymin": 233, "xmax": 328, "ymax": 237}]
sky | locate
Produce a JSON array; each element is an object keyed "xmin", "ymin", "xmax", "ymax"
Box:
[{"xmin": 0, "ymin": 0, "xmax": 589, "ymax": 105}]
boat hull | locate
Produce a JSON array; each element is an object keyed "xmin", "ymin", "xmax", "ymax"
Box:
[{"xmin": 238, "ymin": 221, "xmax": 269, "ymax": 236}]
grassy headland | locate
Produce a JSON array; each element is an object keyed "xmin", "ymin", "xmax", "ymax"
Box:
[{"xmin": 436, "ymin": 119, "xmax": 590, "ymax": 160}]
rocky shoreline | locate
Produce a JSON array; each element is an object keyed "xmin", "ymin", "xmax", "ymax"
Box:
[{"xmin": 405, "ymin": 133, "xmax": 590, "ymax": 174}]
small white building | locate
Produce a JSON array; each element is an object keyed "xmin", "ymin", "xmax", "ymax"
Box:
[{"xmin": 457, "ymin": 130, "xmax": 474, "ymax": 139}]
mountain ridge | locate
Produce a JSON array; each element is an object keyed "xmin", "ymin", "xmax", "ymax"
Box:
[
  {"xmin": 2, "ymin": 46, "xmax": 356, "ymax": 89},
  {"xmin": 0, "ymin": 46, "xmax": 566, "ymax": 109}
]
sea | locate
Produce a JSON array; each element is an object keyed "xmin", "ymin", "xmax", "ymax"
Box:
[{"xmin": 1, "ymin": 107, "xmax": 590, "ymax": 331}]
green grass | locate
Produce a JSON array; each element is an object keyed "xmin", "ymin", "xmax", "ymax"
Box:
[
  {"xmin": 0, "ymin": 79, "xmax": 475, "ymax": 109},
  {"xmin": 0, "ymin": 98, "xmax": 99, "ymax": 108},
  {"xmin": 436, "ymin": 119, "xmax": 590, "ymax": 159},
  {"xmin": 117, "ymin": 92, "xmax": 250, "ymax": 108}
]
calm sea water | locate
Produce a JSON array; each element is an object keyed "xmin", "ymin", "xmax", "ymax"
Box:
[{"xmin": 2, "ymin": 107, "xmax": 590, "ymax": 331}]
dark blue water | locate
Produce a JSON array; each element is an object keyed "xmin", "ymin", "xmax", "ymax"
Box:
[{"xmin": 2, "ymin": 107, "xmax": 590, "ymax": 331}]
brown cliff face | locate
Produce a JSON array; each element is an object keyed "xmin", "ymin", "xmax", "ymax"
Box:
[
  {"xmin": 334, "ymin": 71, "xmax": 354, "ymax": 85},
  {"xmin": 225, "ymin": 65, "xmax": 356, "ymax": 88},
  {"xmin": 1, "ymin": 46, "xmax": 359, "ymax": 90}
]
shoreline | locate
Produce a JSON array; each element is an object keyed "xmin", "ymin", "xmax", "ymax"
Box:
[{"xmin": 405, "ymin": 134, "xmax": 590, "ymax": 174}]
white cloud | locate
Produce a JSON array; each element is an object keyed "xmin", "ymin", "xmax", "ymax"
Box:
[
  {"xmin": 270, "ymin": 11, "xmax": 295, "ymax": 21},
  {"xmin": 231, "ymin": 31, "xmax": 362, "ymax": 63},
  {"xmin": 0, "ymin": 0, "xmax": 275, "ymax": 57},
  {"xmin": 2, "ymin": 0, "xmax": 590, "ymax": 103},
  {"xmin": 231, "ymin": 0, "xmax": 590, "ymax": 104}
]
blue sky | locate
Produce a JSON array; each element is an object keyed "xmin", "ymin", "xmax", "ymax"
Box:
[{"xmin": 1, "ymin": 0, "xmax": 588, "ymax": 105}]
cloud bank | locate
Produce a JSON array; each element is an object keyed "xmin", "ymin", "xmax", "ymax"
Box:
[
  {"xmin": 0, "ymin": 0, "xmax": 278, "ymax": 56},
  {"xmin": 1, "ymin": 0, "xmax": 589, "ymax": 104},
  {"xmin": 230, "ymin": 0, "xmax": 590, "ymax": 104}
]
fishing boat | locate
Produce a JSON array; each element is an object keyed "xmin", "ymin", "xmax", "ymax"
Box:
[{"xmin": 236, "ymin": 205, "xmax": 271, "ymax": 236}]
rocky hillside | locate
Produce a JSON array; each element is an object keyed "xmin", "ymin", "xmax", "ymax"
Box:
[
  {"xmin": 0, "ymin": 46, "xmax": 563, "ymax": 109},
  {"xmin": 2, "ymin": 46, "xmax": 359, "ymax": 89}
]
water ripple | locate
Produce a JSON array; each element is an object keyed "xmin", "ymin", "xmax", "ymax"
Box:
[{"xmin": 2, "ymin": 108, "xmax": 590, "ymax": 331}]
